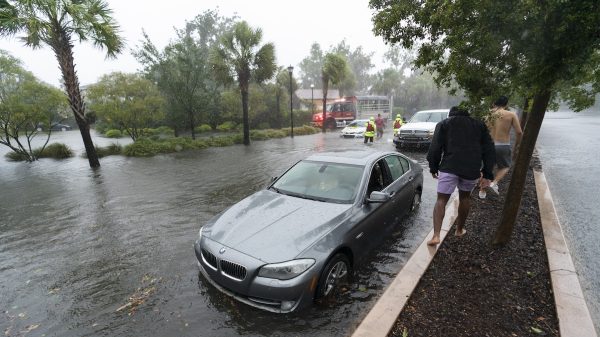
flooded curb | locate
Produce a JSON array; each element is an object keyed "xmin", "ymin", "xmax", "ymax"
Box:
[
  {"xmin": 352, "ymin": 166, "xmax": 598, "ymax": 337},
  {"xmin": 351, "ymin": 192, "xmax": 459, "ymax": 337}
]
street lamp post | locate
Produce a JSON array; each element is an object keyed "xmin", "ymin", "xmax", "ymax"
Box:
[
  {"xmin": 310, "ymin": 83, "xmax": 314, "ymax": 115},
  {"xmin": 287, "ymin": 66, "xmax": 294, "ymax": 138}
]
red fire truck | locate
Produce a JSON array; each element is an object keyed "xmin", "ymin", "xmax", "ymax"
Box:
[{"xmin": 312, "ymin": 95, "xmax": 391, "ymax": 129}]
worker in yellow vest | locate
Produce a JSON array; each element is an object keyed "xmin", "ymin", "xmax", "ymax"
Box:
[
  {"xmin": 393, "ymin": 114, "xmax": 403, "ymax": 136},
  {"xmin": 364, "ymin": 117, "xmax": 376, "ymax": 144}
]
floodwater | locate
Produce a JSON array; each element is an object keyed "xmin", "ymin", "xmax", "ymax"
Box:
[
  {"xmin": 0, "ymin": 130, "xmax": 436, "ymax": 337},
  {"xmin": 537, "ymin": 110, "xmax": 600, "ymax": 334}
]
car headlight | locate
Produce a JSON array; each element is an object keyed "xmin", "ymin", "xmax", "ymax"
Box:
[
  {"xmin": 428, "ymin": 129, "xmax": 435, "ymax": 136},
  {"xmin": 258, "ymin": 259, "xmax": 315, "ymax": 280},
  {"xmin": 198, "ymin": 226, "xmax": 206, "ymax": 239}
]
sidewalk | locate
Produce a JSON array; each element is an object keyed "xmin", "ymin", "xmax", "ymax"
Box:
[{"xmin": 352, "ymin": 162, "xmax": 597, "ymax": 337}]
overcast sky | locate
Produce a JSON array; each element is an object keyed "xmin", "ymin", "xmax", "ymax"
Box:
[{"xmin": 0, "ymin": 0, "xmax": 391, "ymax": 88}]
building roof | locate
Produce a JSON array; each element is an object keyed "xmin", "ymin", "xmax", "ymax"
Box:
[{"xmin": 295, "ymin": 89, "xmax": 340, "ymax": 100}]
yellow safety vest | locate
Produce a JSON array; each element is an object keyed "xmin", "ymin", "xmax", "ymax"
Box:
[
  {"xmin": 364, "ymin": 121, "xmax": 376, "ymax": 137},
  {"xmin": 393, "ymin": 118, "xmax": 403, "ymax": 134}
]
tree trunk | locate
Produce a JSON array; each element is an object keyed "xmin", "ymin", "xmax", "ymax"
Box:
[
  {"xmin": 520, "ymin": 96, "xmax": 530, "ymax": 131},
  {"xmin": 492, "ymin": 88, "xmax": 552, "ymax": 245},
  {"xmin": 189, "ymin": 111, "xmax": 196, "ymax": 140},
  {"xmin": 52, "ymin": 33, "xmax": 99, "ymax": 168},
  {"xmin": 321, "ymin": 77, "xmax": 329, "ymax": 133},
  {"xmin": 241, "ymin": 85, "xmax": 250, "ymax": 145}
]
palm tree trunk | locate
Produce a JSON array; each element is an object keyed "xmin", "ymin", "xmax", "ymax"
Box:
[
  {"xmin": 52, "ymin": 33, "xmax": 99, "ymax": 168},
  {"xmin": 241, "ymin": 85, "xmax": 250, "ymax": 145},
  {"xmin": 492, "ymin": 88, "xmax": 552, "ymax": 245}
]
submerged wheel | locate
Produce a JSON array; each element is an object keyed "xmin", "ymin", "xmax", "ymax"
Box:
[
  {"xmin": 411, "ymin": 192, "xmax": 421, "ymax": 212},
  {"xmin": 325, "ymin": 119, "xmax": 337, "ymax": 130},
  {"xmin": 315, "ymin": 253, "xmax": 351, "ymax": 300}
]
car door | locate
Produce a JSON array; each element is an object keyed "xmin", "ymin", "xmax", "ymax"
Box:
[
  {"xmin": 383, "ymin": 154, "xmax": 414, "ymax": 221},
  {"xmin": 347, "ymin": 158, "xmax": 395, "ymax": 259}
]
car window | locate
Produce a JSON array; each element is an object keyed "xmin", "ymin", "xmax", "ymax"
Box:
[
  {"xmin": 384, "ymin": 155, "xmax": 405, "ymax": 180},
  {"xmin": 366, "ymin": 159, "xmax": 393, "ymax": 196},
  {"xmin": 271, "ymin": 160, "xmax": 364, "ymax": 203},
  {"xmin": 398, "ymin": 156, "xmax": 410, "ymax": 173}
]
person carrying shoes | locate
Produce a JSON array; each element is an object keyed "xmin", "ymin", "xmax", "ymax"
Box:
[
  {"xmin": 478, "ymin": 96, "xmax": 523, "ymax": 199},
  {"xmin": 426, "ymin": 106, "xmax": 496, "ymax": 246}
]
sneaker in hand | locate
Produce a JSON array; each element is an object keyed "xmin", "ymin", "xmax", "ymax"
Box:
[
  {"xmin": 479, "ymin": 190, "xmax": 487, "ymax": 199},
  {"xmin": 489, "ymin": 182, "xmax": 499, "ymax": 195}
]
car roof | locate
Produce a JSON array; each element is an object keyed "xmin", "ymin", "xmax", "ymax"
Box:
[
  {"xmin": 415, "ymin": 109, "xmax": 449, "ymax": 114},
  {"xmin": 304, "ymin": 150, "xmax": 397, "ymax": 166}
]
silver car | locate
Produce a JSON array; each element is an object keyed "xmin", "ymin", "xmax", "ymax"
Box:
[{"xmin": 194, "ymin": 150, "xmax": 423, "ymax": 313}]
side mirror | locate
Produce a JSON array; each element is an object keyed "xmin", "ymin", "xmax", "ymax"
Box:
[
  {"xmin": 270, "ymin": 176, "xmax": 278, "ymax": 182},
  {"xmin": 366, "ymin": 191, "xmax": 390, "ymax": 203}
]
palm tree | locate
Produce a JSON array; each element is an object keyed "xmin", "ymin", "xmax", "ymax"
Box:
[
  {"xmin": 210, "ymin": 21, "xmax": 276, "ymax": 145},
  {"xmin": 321, "ymin": 53, "xmax": 349, "ymax": 132},
  {"xmin": 0, "ymin": 0, "xmax": 123, "ymax": 168}
]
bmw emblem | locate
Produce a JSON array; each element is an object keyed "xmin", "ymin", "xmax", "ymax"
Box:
[{"xmin": 219, "ymin": 247, "xmax": 226, "ymax": 254}]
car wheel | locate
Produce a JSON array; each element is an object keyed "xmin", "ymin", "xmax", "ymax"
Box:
[
  {"xmin": 315, "ymin": 253, "xmax": 351, "ymax": 301},
  {"xmin": 410, "ymin": 192, "xmax": 421, "ymax": 212}
]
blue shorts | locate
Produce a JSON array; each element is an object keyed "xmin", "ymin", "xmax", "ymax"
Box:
[{"xmin": 437, "ymin": 171, "xmax": 478, "ymax": 194}]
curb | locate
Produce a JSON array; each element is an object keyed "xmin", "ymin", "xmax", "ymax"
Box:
[
  {"xmin": 351, "ymin": 192, "xmax": 460, "ymax": 337},
  {"xmin": 534, "ymin": 170, "xmax": 597, "ymax": 337}
]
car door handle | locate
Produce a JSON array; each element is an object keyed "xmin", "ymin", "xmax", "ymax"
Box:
[
  {"xmin": 355, "ymin": 232, "xmax": 364, "ymax": 239},
  {"xmin": 408, "ymin": 177, "xmax": 414, "ymax": 182}
]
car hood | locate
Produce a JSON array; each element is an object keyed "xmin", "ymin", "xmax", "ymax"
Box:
[
  {"xmin": 401, "ymin": 122, "xmax": 437, "ymax": 131},
  {"xmin": 341, "ymin": 126, "xmax": 366, "ymax": 133},
  {"xmin": 204, "ymin": 190, "xmax": 352, "ymax": 262}
]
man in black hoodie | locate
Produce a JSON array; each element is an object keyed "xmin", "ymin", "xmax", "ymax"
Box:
[{"xmin": 426, "ymin": 106, "xmax": 495, "ymax": 245}]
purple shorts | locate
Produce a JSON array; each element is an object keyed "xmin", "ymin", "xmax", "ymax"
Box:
[{"xmin": 437, "ymin": 171, "xmax": 478, "ymax": 194}]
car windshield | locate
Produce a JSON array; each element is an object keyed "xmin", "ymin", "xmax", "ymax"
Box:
[
  {"xmin": 409, "ymin": 111, "xmax": 447, "ymax": 123},
  {"xmin": 271, "ymin": 160, "xmax": 364, "ymax": 203},
  {"xmin": 347, "ymin": 120, "xmax": 367, "ymax": 127}
]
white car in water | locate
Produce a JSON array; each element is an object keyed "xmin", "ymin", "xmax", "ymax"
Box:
[{"xmin": 340, "ymin": 119, "xmax": 369, "ymax": 138}]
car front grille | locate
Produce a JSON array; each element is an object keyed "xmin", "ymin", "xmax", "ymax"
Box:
[
  {"xmin": 400, "ymin": 130, "xmax": 429, "ymax": 136},
  {"xmin": 201, "ymin": 249, "xmax": 218, "ymax": 270},
  {"xmin": 220, "ymin": 259, "xmax": 247, "ymax": 281}
]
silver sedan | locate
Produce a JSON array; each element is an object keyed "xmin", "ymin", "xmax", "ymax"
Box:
[{"xmin": 194, "ymin": 150, "xmax": 423, "ymax": 313}]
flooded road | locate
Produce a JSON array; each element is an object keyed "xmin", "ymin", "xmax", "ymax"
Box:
[
  {"xmin": 0, "ymin": 130, "xmax": 435, "ymax": 337},
  {"xmin": 537, "ymin": 110, "xmax": 600, "ymax": 334}
]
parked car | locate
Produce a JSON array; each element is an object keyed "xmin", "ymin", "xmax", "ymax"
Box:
[
  {"xmin": 393, "ymin": 109, "xmax": 449, "ymax": 149},
  {"xmin": 194, "ymin": 150, "xmax": 423, "ymax": 313},
  {"xmin": 339, "ymin": 119, "xmax": 369, "ymax": 138},
  {"xmin": 50, "ymin": 123, "xmax": 72, "ymax": 131}
]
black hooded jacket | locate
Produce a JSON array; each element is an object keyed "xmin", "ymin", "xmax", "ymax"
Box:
[{"xmin": 427, "ymin": 108, "xmax": 495, "ymax": 180}]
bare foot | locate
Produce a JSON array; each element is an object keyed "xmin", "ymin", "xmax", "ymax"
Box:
[
  {"xmin": 427, "ymin": 236, "xmax": 441, "ymax": 246},
  {"xmin": 455, "ymin": 227, "xmax": 467, "ymax": 237}
]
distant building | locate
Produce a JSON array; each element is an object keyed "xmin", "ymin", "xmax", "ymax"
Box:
[{"xmin": 295, "ymin": 88, "xmax": 340, "ymax": 112}]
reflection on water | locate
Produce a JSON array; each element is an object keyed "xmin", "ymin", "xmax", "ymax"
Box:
[{"xmin": 0, "ymin": 131, "xmax": 433, "ymax": 336}]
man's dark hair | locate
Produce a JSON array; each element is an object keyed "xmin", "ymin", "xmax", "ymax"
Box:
[
  {"xmin": 449, "ymin": 106, "xmax": 469, "ymax": 116},
  {"xmin": 494, "ymin": 95, "xmax": 509, "ymax": 107}
]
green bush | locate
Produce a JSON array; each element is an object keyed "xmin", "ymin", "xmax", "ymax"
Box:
[
  {"xmin": 37, "ymin": 143, "xmax": 74, "ymax": 159},
  {"xmin": 105, "ymin": 129, "xmax": 123, "ymax": 138},
  {"xmin": 232, "ymin": 133, "xmax": 244, "ymax": 144},
  {"xmin": 216, "ymin": 121, "xmax": 236, "ymax": 132},
  {"xmin": 156, "ymin": 126, "xmax": 174, "ymax": 135},
  {"xmin": 265, "ymin": 129, "xmax": 287, "ymax": 138},
  {"xmin": 249, "ymin": 130, "xmax": 269, "ymax": 141},
  {"xmin": 97, "ymin": 143, "xmax": 123, "ymax": 158},
  {"xmin": 123, "ymin": 137, "xmax": 211, "ymax": 157},
  {"xmin": 207, "ymin": 136, "xmax": 235, "ymax": 147},
  {"xmin": 5, "ymin": 151, "xmax": 29, "ymax": 161},
  {"xmin": 194, "ymin": 124, "xmax": 212, "ymax": 133}
]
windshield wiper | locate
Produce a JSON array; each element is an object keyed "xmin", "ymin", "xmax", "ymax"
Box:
[{"xmin": 269, "ymin": 186, "xmax": 282, "ymax": 194}]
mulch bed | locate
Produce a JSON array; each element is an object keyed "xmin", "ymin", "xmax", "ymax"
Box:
[{"xmin": 389, "ymin": 160, "xmax": 559, "ymax": 337}]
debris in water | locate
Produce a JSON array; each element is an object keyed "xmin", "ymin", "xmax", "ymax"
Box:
[{"xmin": 116, "ymin": 274, "xmax": 161, "ymax": 315}]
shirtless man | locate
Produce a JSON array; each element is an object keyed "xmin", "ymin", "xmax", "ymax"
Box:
[{"xmin": 479, "ymin": 96, "xmax": 523, "ymax": 198}]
